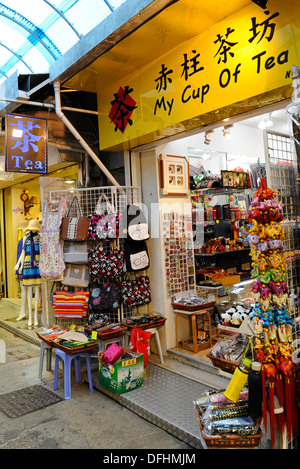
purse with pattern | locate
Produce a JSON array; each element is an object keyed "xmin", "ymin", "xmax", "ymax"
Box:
[
  {"xmin": 88, "ymin": 280, "xmax": 121, "ymax": 312},
  {"xmin": 121, "ymin": 276, "xmax": 151, "ymax": 307},
  {"xmin": 88, "ymin": 194, "xmax": 119, "ymax": 240},
  {"xmin": 60, "ymin": 196, "xmax": 89, "ymax": 241},
  {"xmin": 53, "ymin": 290, "xmax": 90, "ymax": 318},
  {"xmin": 88, "ymin": 247, "xmax": 124, "ymax": 277}
]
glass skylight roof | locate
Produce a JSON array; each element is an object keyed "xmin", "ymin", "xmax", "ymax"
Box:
[{"xmin": 0, "ymin": 0, "xmax": 128, "ymax": 83}]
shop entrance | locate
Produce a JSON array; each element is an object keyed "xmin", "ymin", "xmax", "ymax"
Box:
[
  {"xmin": 1, "ymin": 165, "xmax": 80, "ymax": 300},
  {"xmin": 137, "ymin": 103, "xmax": 299, "ymax": 362}
]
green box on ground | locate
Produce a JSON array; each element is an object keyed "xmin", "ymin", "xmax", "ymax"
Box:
[{"xmin": 98, "ymin": 348, "xmax": 144, "ymax": 395}]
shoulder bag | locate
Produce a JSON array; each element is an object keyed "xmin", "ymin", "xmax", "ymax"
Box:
[
  {"xmin": 88, "ymin": 280, "xmax": 121, "ymax": 312},
  {"xmin": 88, "ymin": 194, "xmax": 119, "ymax": 240},
  {"xmin": 88, "ymin": 246, "xmax": 124, "ymax": 277},
  {"xmin": 60, "ymin": 196, "xmax": 89, "ymax": 241},
  {"xmin": 121, "ymin": 275, "xmax": 151, "ymax": 307},
  {"xmin": 124, "ymin": 239, "xmax": 150, "ymax": 272}
]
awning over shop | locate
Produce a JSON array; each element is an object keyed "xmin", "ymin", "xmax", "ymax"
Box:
[{"xmin": 63, "ymin": 0, "xmax": 299, "ymax": 151}]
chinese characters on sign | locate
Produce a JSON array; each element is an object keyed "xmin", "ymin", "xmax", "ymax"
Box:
[
  {"xmin": 152, "ymin": 9, "xmax": 287, "ymax": 118},
  {"xmin": 108, "ymin": 86, "xmax": 137, "ymax": 133},
  {"xmin": 102, "ymin": 1, "xmax": 294, "ymax": 148},
  {"xmin": 5, "ymin": 114, "xmax": 47, "ymax": 174}
]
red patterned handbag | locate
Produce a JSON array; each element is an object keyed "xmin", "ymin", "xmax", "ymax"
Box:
[
  {"xmin": 88, "ymin": 247, "xmax": 124, "ymax": 277},
  {"xmin": 88, "ymin": 194, "xmax": 119, "ymax": 240},
  {"xmin": 121, "ymin": 276, "xmax": 151, "ymax": 307}
]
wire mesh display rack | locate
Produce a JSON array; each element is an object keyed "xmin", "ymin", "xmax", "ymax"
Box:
[
  {"xmin": 42, "ymin": 185, "xmax": 148, "ymax": 327},
  {"xmin": 265, "ymin": 130, "xmax": 300, "ymax": 338},
  {"xmin": 265, "ymin": 129, "xmax": 300, "ymax": 449}
]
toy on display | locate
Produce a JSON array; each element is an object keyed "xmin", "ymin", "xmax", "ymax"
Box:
[{"xmin": 247, "ymin": 177, "xmax": 297, "ymax": 446}]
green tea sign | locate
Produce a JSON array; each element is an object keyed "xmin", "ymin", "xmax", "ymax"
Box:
[{"xmin": 5, "ymin": 113, "xmax": 47, "ymax": 174}]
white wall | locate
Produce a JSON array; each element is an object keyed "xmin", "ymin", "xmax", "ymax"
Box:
[{"xmin": 165, "ymin": 124, "xmax": 264, "ymax": 157}]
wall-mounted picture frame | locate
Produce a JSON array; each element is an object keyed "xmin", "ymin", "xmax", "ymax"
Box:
[{"xmin": 161, "ymin": 154, "xmax": 190, "ymax": 195}]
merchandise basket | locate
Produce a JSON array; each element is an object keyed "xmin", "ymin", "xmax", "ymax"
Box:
[
  {"xmin": 195, "ymin": 405, "xmax": 263, "ymax": 448},
  {"xmin": 206, "ymin": 351, "xmax": 239, "ymax": 374},
  {"xmin": 171, "ymin": 301, "xmax": 215, "ymax": 312},
  {"xmin": 36, "ymin": 332, "xmax": 57, "ymax": 347},
  {"xmin": 53, "ymin": 339, "xmax": 97, "ymax": 355},
  {"xmin": 122, "ymin": 316, "xmax": 166, "ymax": 330},
  {"xmin": 85, "ymin": 324, "xmax": 127, "ymax": 340}
]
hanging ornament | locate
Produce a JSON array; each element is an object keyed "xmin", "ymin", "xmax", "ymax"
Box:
[{"xmin": 247, "ymin": 177, "xmax": 297, "ymax": 446}]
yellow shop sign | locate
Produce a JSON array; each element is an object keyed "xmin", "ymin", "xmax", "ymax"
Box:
[{"xmin": 98, "ymin": 0, "xmax": 299, "ymax": 149}]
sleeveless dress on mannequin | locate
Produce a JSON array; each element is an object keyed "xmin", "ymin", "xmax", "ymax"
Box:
[{"xmin": 39, "ymin": 197, "xmax": 66, "ymax": 279}]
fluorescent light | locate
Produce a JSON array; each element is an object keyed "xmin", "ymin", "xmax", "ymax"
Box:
[{"xmin": 12, "ymin": 129, "xmax": 23, "ymax": 138}]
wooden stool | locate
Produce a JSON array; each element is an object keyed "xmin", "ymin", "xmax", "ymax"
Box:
[{"xmin": 174, "ymin": 309, "xmax": 212, "ymax": 353}]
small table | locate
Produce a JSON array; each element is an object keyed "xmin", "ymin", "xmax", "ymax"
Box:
[{"xmin": 173, "ymin": 309, "xmax": 212, "ymax": 353}]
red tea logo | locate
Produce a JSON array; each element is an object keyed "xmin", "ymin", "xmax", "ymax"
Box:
[{"xmin": 109, "ymin": 86, "xmax": 137, "ymax": 133}]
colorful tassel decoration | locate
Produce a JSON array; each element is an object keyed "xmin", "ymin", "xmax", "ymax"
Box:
[{"xmin": 248, "ymin": 177, "xmax": 297, "ymax": 447}]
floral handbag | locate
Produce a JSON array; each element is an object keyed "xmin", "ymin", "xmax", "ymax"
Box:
[
  {"xmin": 88, "ymin": 280, "xmax": 121, "ymax": 312},
  {"xmin": 121, "ymin": 276, "xmax": 151, "ymax": 308},
  {"xmin": 88, "ymin": 247, "xmax": 124, "ymax": 277},
  {"xmin": 88, "ymin": 194, "xmax": 119, "ymax": 240}
]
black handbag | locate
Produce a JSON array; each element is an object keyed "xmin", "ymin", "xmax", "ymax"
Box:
[
  {"xmin": 88, "ymin": 280, "xmax": 121, "ymax": 312},
  {"xmin": 121, "ymin": 275, "xmax": 151, "ymax": 307},
  {"xmin": 124, "ymin": 239, "xmax": 150, "ymax": 272},
  {"xmin": 88, "ymin": 246, "xmax": 124, "ymax": 277}
]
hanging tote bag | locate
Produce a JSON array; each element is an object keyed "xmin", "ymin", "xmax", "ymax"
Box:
[
  {"xmin": 124, "ymin": 239, "xmax": 150, "ymax": 272},
  {"xmin": 60, "ymin": 196, "xmax": 89, "ymax": 241},
  {"xmin": 61, "ymin": 264, "xmax": 89, "ymax": 288},
  {"xmin": 88, "ymin": 194, "xmax": 119, "ymax": 240},
  {"xmin": 121, "ymin": 204, "xmax": 149, "ymax": 241},
  {"xmin": 53, "ymin": 290, "xmax": 90, "ymax": 318},
  {"xmin": 63, "ymin": 241, "xmax": 89, "ymax": 264},
  {"xmin": 121, "ymin": 275, "xmax": 151, "ymax": 307},
  {"xmin": 39, "ymin": 197, "xmax": 66, "ymax": 279},
  {"xmin": 88, "ymin": 280, "xmax": 121, "ymax": 312},
  {"xmin": 88, "ymin": 246, "xmax": 124, "ymax": 277}
]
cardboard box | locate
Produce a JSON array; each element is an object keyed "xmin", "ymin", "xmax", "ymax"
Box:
[{"xmin": 98, "ymin": 347, "xmax": 144, "ymax": 395}]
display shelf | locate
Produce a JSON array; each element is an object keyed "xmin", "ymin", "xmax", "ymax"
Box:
[
  {"xmin": 217, "ymin": 319, "xmax": 253, "ymax": 336},
  {"xmin": 195, "ymin": 249, "xmax": 250, "ymax": 256},
  {"xmin": 191, "ymin": 187, "xmax": 253, "ymax": 196}
]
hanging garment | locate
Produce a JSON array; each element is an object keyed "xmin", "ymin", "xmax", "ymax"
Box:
[
  {"xmin": 39, "ymin": 198, "xmax": 66, "ymax": 279},
  {"xmin": 22, "ymin": 232, "xmax": 41, "ymax": 286}
]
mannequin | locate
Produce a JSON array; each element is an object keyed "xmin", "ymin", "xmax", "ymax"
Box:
[{"xmin": 15, "ymin": 219, "xmax": 41, "ymax": 328}]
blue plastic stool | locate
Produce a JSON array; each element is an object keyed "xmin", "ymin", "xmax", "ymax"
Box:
[{"xmin": 53, "ymin": 348, "xmax": 94, "ymax": 399}]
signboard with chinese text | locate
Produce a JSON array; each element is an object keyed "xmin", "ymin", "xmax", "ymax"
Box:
[
  {"xmin": 97, "ymin": 0, "xmax": 300, "ymax": 150},
  {"xmin": 5, "ymin": 114, "xmax": 47, "ymax": 174}
]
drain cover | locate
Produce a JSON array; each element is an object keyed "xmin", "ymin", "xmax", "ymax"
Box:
[{"xmin": 0, "ymin": 385, "xmax": 62, "ymax": 418}]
